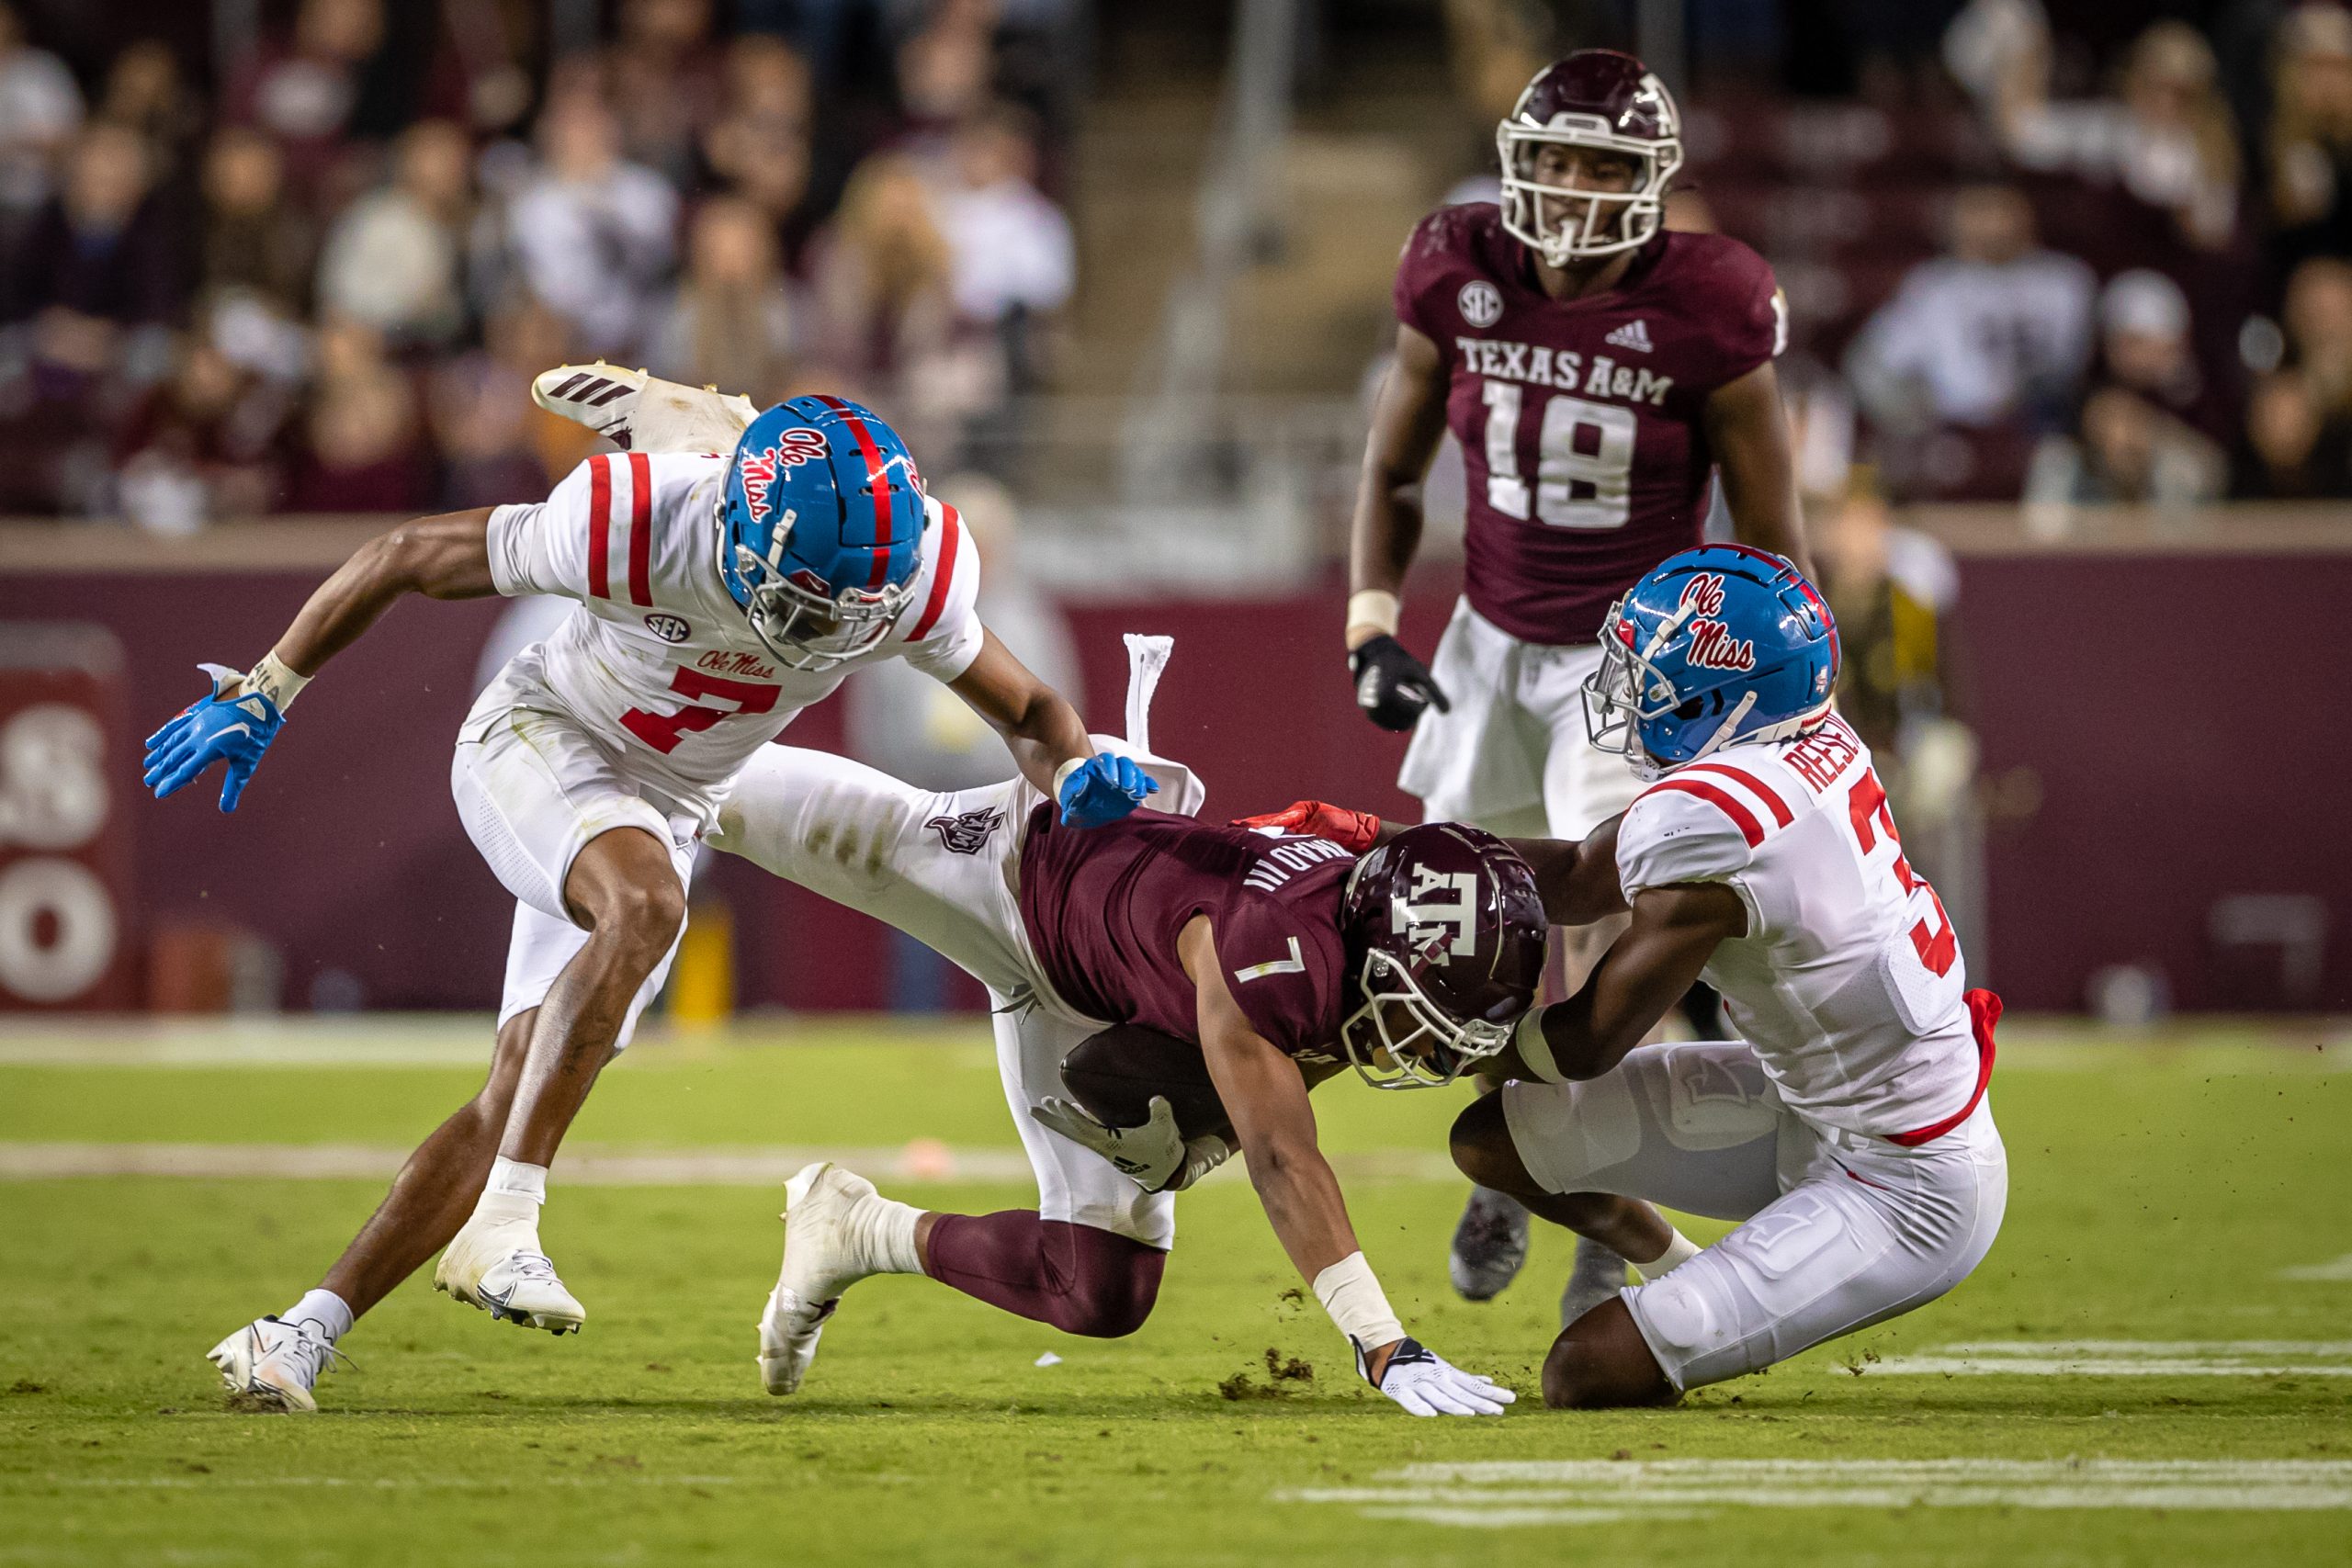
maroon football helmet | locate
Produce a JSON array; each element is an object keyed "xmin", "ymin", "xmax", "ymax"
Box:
[
  {"xmin": 1497, "ymin": 50, "xmax": 1684, "ymax": 265},
  {"xmin": 1337, "ymin": 824, "xmax": 1548, "ymax": 1089}
]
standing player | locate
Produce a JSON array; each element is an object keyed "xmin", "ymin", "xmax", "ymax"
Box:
[
  {"xmin": 704, "ymin": 696, "xmax": 1543, "ymax": 1417},
  {"xmin": 146, "ymin": 395, "xmax": 1155, "ymax": 1411},
  {"xmin": 1343, "ymin": 50, "xmax": 1810, "ymax": 1313},
  {"xmin": 1288, "ymin": 547, "xmax": 2007, "ymax": 1404}
]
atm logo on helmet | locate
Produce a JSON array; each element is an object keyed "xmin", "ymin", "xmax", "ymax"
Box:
[
  {"xmin": 1392, "ymin": 866, "xmax": 1479, "ymax": 960},
  {"xmin": 739, "ymin": 427, "xmax": 829, "ymax": 520}
]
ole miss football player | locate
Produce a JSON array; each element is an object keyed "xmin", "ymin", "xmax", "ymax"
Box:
[{"xmin": 1342, "ymin": 50, "xmax": 1811, "ymax": 1314}]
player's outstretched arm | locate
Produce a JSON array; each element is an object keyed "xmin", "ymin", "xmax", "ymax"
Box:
[
  {"xmin": 1506, "ymin": 883, "xmax": 1746, "ymax": 1083},
  {"xmin": 1344, "ymin": 324, "xmax": 1453, "ymax": 732},
  {"xmin": 1184, "ymin": 917, "xmax": 1512, "ymax": 1417},
  {"xmin": 143, "ymin": 509, "xmax": 498, "ymax": 812},
  {"xmin": 1503, "ymin": 816, "xmax": 1630, "ymax": 928},
  {"xmin": 947, "ymin": 627, "xmax": 1155, "ymax": 827},
  {"xmin": 1704, "ymin": 361, "xmax": 1813, "ymax": 578}
]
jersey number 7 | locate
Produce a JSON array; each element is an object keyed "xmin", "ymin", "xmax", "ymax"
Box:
[
  {"xmin": 619, "ymin": 667, "xmax": 780, "ymax": 754},
  {"xmin": 1847, "ymin": 769, "xmax": 1958, "ymax": 977}
]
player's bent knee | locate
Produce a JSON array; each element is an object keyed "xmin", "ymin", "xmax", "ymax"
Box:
[
  {"xmin": 1542, "ymin": 1299, "xmax": 1675, "ymax": 1410},
  {"xmin": 1048, "ymin": 1226, "xmax": 1165, "ymax": 1338},
  {"xmin": 1449, "ymin": 1094, "xmax": 1531, "ymax": 1195}
]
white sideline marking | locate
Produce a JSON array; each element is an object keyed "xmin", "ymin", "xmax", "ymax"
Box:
[
  {"xmin": 0, "ymin": 1141, "xmax": 1457, "ymax": 1186},
  {"xmin": 1865, "ymin": 1340, "xmax": 2352, "ymax": 1378},
  {"xmin": 1277, "ymin": 1460, "xmax": 2352, "ymax": 1529},
  {"xmin": 2280, "ymin": 1253, "xmax": 2352, "ymax": 1281}
]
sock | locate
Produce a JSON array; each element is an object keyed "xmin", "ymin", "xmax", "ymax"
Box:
[
  {"xmin": 845, "ymin": 1193, "xmax": 924, "ymax": 1276},
  {"xmin": 282, "ymin": 1289, "xmax": 354, "ymax": 1344},
  {"xmin": 485, "ymin": 1156, "xmax": 548, "ymax": 1205},
  {"xmin": 1633, "ymin": 1229, "xmax": 1702, "ymax": 1281}
]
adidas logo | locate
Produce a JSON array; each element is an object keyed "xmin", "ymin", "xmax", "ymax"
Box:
[{"xmin": 1604, "ymin": 319, "xmax": 1655, "ymax": 353}]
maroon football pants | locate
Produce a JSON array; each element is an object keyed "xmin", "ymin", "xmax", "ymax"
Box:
[{"xmin": 924, "ymin": 1212, "xmax": 1165, "ymax": 1337}]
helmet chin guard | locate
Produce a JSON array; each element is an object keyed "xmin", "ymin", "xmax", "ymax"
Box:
[{"xmin": 1496, "ymin": 51, "xmax": 1683, "ymax": 265}]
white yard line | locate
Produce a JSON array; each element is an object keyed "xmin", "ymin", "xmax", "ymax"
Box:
[
  {"xmin": 2280, "ymin": 1253, "xmax": 2352, "ymax": 1281},
  {"xmin": 1278, "ymin": 1460, "xmax": 2352, "ymax": 1529},
  {"xmin": 1863, "ymin": 1340, "xmax": 2352, "ymax": 1377},
  {"xmin": 16, "ymin": 1475, "xmax": 741, "ymax": 1490},
  {"xmin": 0, "ymin": 1140, "xmax": 1458, "ymax": 1185}
]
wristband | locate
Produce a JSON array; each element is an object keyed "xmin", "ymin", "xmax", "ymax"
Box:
[
  {"xmin": 1312, "ymin": 1250, "xmax": 1404, "ymax": 1356},
  {"xmin": 245, "ymin": 651, "xmax": 310, "ymax": 711},
  {"xmin": 1513, "ymin": 1005, "xmax": 1565, "ymax": 1083},
  {"xmin": 1051, "ymin": 756, "xmax": 1085, "ymax": 797},
  {"xmin": 1345, "ymin": 590, "xmax": 1401, "ymax": 639}
]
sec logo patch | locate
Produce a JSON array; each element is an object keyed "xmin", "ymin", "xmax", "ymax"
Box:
[
  {"xmin": 643, "ymin": 614, "xmax": 691, "ymax": 643},
  {"xmin": 1457, "ymin": 280, "xmax": 1503, "ymax": 329}
]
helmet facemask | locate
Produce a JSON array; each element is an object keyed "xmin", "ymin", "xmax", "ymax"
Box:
[
  {"xmin": 1338, "ymin": 945, "xmax": 1516, "ymax": 1091},
  {"xmin": 717, "ymin": 491, "xmax": 913, "ymax": 671},
  {"xmin": 1497, "ymin": 122, "xmax": 1680, "ymax": 265}
]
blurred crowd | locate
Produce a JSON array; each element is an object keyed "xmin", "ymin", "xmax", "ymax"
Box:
[
  {"xmin": 1448, "ymin": 0, "xmax": 2352, "ymax": 511},
  {"xmin": 0, "ymin": 0, "xmax": 1080, "ymax": 525}
]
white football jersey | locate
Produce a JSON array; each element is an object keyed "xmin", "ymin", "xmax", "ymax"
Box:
[
  {"xmin": 1612, "ymin": 716, "xmax": 1985, "ymax": 1140},
  {"xmin": 481, "ymin": 451, "xmax": 983, "ymax": 825}
]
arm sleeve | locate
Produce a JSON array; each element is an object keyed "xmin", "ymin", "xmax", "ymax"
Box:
[
  {"xmin": 898, "ymin": 496, "xmax": 987, "ymax": 682},
  {"xmin": 1215, "ymin": 898, "xmax": 1344, "ymax": 1058},
  {"xmin": 1390, "ymin": 211, "xmax": 1451, "ymax": 343},
  {"xmin": 1703, "ymin": 241, "xmax": 1786, "ymax": 391},
  {"xmin": 484, "ymin": 457, "xmax": 603, "ymax": 601},
  {"xmin": 1614, "ymin": 787, "xmax": 1758, "ymax": 897}
]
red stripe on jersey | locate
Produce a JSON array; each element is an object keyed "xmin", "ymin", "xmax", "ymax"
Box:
[
  {"xmin": 627, "ymin": 451, "xmax": 653, "ymax": 606},
  {"xmin": 586, "ymin": 456, "xmax": 613, "ymax": 598},
  {"xmin": 909, "ymin": 504, "xmax": 962, "ymax": 640},
  {"xmin": 1886, "ymin": 989, "xmax": 2001, "ymax": 1147},
  {"xmin": 814, "ymin": 394, "xmax": 893, "ymax": 588},
  {"xmin": 1681, "ymin": 762, "xmax": 1794, "ymax": 827},
  {"xmin": 1644, "ymin": 778, "xmax": 1764, "ymax": 847}
]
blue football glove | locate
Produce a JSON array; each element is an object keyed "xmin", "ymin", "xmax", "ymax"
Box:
[
  {"xmin": 1057, "ymin": 751, "xmax": 1158, "ymax": 829},
  {"xmin": 142, "ymin": 663, "xmax": 285, "ymax": 813}
]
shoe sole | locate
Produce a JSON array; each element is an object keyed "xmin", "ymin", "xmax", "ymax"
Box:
[{"xmin": 431, "ymin": 1257, "xmax": 586, "ymax": 1335}]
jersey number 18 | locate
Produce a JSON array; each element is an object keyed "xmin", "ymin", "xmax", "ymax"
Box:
[{"xmin": 1479, "ymin": 380, "xmax": 1638, "ymax": 531}]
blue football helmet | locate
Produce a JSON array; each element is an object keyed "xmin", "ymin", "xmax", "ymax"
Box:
[
  {"xmin": 1583, "ymin": 544, "xmax": 1839, "ymax": 777},
  {"xmin": 716, "ymin": 395, "xmax": 927, "ymax": 670}
]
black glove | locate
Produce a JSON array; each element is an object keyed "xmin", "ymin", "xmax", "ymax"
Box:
[{"xmin": 1349, "ymin": 635, "xmax": 1450, "ymax": 732}]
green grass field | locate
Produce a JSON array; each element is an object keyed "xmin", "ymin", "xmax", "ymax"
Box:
[{"xmin": 2, "ymin": 1015, "xmax": 2347, "ymax": 1566}]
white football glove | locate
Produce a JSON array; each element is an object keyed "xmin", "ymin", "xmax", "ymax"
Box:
[
  {"xmin": 1356, "ymin": 1337, "xmax": 1516, "ymax": 1418},
  {"xmin": 1030, "ymin": 1096, "xmax": 1229, "ymax": 1194}
]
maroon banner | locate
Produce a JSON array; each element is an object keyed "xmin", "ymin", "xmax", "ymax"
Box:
[{"xmin": 0, "ymin": 625, "xmax": 136, "ymax": 1009}]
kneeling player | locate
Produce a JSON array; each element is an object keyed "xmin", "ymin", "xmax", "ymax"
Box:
[
  {"xmin": 1264, "ymin": 546, "xmax": 2006, "ymax": 1407},
  {"xmin": 706, "ymin": 650, "xmax": 1544, "ymax": 1417}
]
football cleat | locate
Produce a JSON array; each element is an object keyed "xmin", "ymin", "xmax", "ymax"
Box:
[
  {"xmin": 1559, "ymin": 1235, "xmax": 1632, "ymax": 1329},
  {"xmin": 1448, "ymin": 1185, "xmax": 1532, "ymax": 1302},
  {"xmin": 433, "ymin": 1193, "xmax": 585, "ymax": 1334},
  {"xmin": 532, "ymin": 361, "xmax": 758, "ymax": 455},
  {"xmin": 758, "ymin": 1161, "xmax": 886, "ymax": 1394},
  {"xmin": 207, "ymin": 1315, "xmax": 348, "ymax": 1414}
]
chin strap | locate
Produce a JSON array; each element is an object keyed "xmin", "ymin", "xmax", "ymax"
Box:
[{"xmin": 1684, "ymin": 690, "xmax": 1758, "ymax": 765}]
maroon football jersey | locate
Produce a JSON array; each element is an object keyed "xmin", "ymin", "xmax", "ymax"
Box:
[
  {"xmin": 1393, "ymin": 204, "xmax": 1783, "ymax": 646},
  {"xmin": 1017, "ymin": 807, "xmax": 1355, "ymax": 1060}
]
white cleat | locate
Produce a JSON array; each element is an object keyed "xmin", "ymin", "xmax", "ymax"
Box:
[
  {"xmin": 531, "ymin": 361, "xmax": 757, "ymax": 455},
  {"xmin": 434, "ymin": 1193, "xmax": 586, "ymax": 1335},
  {"xmin": 207, "ymin": 1316, "xmax": 345, "ymax": 1414},
  {"xmin": 758, "ymin": 1161, "xmax": 886, "ymax": 1395}
]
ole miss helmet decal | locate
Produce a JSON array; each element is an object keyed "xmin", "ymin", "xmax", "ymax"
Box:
[{"xmin": 738, "ymin": 427, "xmax": 829, "ymax": 521}]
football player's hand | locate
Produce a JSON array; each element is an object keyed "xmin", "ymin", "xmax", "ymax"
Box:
[
  {"xmin": 1349, "ymin": 635, "xmax": 1448, "ymax": 732},
  {"xmin": 1230, "ymin": 800, "xmax": 1382, "ymax": 854},
  {"xmin": 1032, "ymin": 1095, "xmax": 1186, "ymax": 1191},
  {"xmin": 1356, "ymin": 1337, "xmax": 1516, "ymax": 1417},
  {"xmin": 142, "ymin": 664, "xmax": 284, "ymax": 813},
  {"xmin": 1057, "ymin": 751, "xmax": 1158, "ymax": 829}
]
